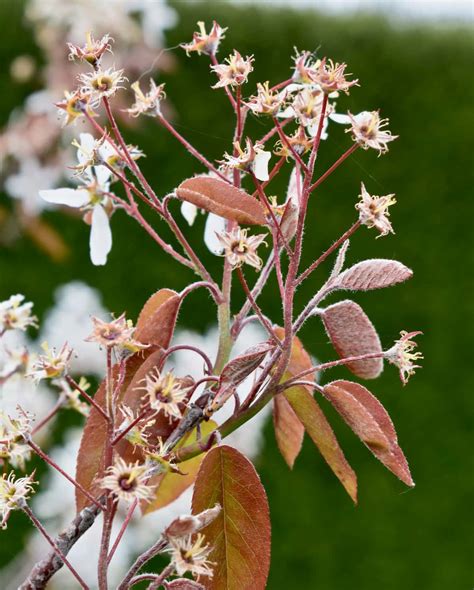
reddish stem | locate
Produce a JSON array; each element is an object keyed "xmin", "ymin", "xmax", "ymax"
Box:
[
  {"xmin": 66, "ymin": 375, "xmax": 110, "ymax": 422},
  {"xmin": 22, "ymin": 505, "xmax": 89, "ymax": 589},
  {"xmin": 309, "ymin": 143, "xmax": 359, "ymax": 193},
  {"xmin": 26, "ymin": 438, "xmax": 104, "ymax": 511},
  {"xmin": 157, "ymin": 115, "xmax": 228, "ymax": 182},
  {"xmin": 296, "ymin": 221, "xmax": 361, "ymax": 285}
]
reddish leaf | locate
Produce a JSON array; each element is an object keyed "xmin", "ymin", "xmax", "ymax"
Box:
[
  {"xmin": 271, "ymin": 328, "xmax": 312, "ymax": 468},
  {"xmin": 220, "ymin": 342, "xmax": 274, "ymax": 387},
  {"xmin": 75, "ymin": 352, "xmax": 147, "ymax": 511},
  {"xmin": 324, "ymin": 380, "xmax": 414, "ymax": 486},
  {"xmin": 143, "ymin": 421, "xmax": 217, "ymax": 514},
  {"xmin": 334, "ymin": 259, "xmax": 413, "ymax": 291},
  {"xmin": 273, "ymin": 393, "xmax": 304, "ymax": 469},
  {"xmin": 165, "ymin": 581, "xmax": 205, "ymax": 590},
  {"xmin": 322, "ymin": 300, "xmax": 383, "ymax": 379},
  {"xmin": 135, "ymin": 288, "xmax": 182, "ymax": 348},
  {"xmin": 192, "ymin": 445, "xmax": 271, "ymax": 590},
  {"xmin": 285, "ymin": 386, "xmax": 358, "ymax": 503},
  {"xmin": 176, "ymin": 176, "xmax": 267, "ymax": 226}
]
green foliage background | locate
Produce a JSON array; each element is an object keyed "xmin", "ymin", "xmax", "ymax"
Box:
[{"xmin": 0, "ymin": 2, "xmax": 472, "ymax": 588}]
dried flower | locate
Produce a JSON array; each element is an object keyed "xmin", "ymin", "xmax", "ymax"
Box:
[
  {"xmin": 0, "ymin": 472, "xmax": 37, "ymax": 528},
  {"xmin": 221, "ymin": 138, "xmax": 271, "ymax": 181},
  {"xmin": 0, "ymin": 295, "xmax": 37, "ymax": 334},
  {"xmin": 346, "ymin": 110, "xmax": 398, "ymax": 154},
  {"xmin": 68, "ymin": 32, "xmax": 113, "ymax": 66},
  {"xmin": 385, "ymin": 331, "xmax": 423, "ymax": 385},
  {"xmin": 167, "ymin": 533, "xmax": 215, "ymax": 579},
  {"xmin": 117, "ymin": 405, "xmax": 155, "ymax": 450},
  {"xmin": 247, "ymin": 81, "xmax": 285, "ymax": 116},
  {"xmin": 127, "ymin": 79, "xmax": 166, "ymax": 118},
  {"xmin": 28, "ymin": 342, "xmax": 73, "ymax": 382},
  {"xmin": 56, "ymin": 89, "xmax": 95, "ymax": 126},
  {"xmin": 78, "ymin": 67, "xmax": 126, "ymax": 106},
  {"xmin": 217, "ymin": 227, "xmax": 267, "ymax": 271},
  {"xmin": 86, "ymin": 313, "xmax": 143, "ymax": 352},
  {"xmin": 140, "ymin": 369, "xmax": 190, "ymax": 421},
  {"xmin": 312, "ymin": 58, "xmax": 358, "ymax": 94},
  {"xmin": 181, "ymin": 21, "xmax": 227, "ymax": 56},
  {"xmin": 292, "ymin": 49, "xmax": 321, "ymax": 84},
  {"xmin": 356, "ymin": 182, "xmax": 396, "ymax": 237},
  {"xmin": 100, "ymin": 457, "xmax": 154, "ymax": 504},
  {"xmin": 274, "ymin": 126, "xmax": 313, "ymax": 159},
  {"xmin": 211, "ymin": 50, "xmax": 254, "ymax": 88}
]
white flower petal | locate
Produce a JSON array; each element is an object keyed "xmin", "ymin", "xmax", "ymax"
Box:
[
  {"xmin": 77, "ymin": 133, "xmax": 95, "ymax": 164},
  {"xmin": 252, "ymin": 150, "xmax": 271, "ymax": 182},
  {"xmin": 90, "ymin": 205, "xmax": 112, "ymax": 266},
  {"xmin": 204, "ymin": 213, "xmax": 226, "ymax": 255},
  {"xmin": 329, "ymin": 113, "xmax": 352, "ymax": 124},
  {"xmin": 39, "ymin": 188, "xmax": 90, "ymax": 208},
  {"xmin": 277, "ymin": 106, "xmax": 295, "ymax": 119},
  {"xmin": 94, "ymin": 165, "xmax": 112, "ymax": 187},
  {"xmin": 180, "ymin": 201, "xmax": 198, "ymax": 226}
]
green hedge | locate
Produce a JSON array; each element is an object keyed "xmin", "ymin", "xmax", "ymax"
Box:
[{"xmin": 0, "ymin": 1, "xmax": 472, "ymax": 588}]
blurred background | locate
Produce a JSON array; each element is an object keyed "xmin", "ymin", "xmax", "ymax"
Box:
[{"xmin": 0, "ymin": 0, "xmax": 472, "ymax": 588}]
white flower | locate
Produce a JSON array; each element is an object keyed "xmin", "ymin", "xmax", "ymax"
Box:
[
  {"xmin": 4, "ymin": 158, "xmax": 62, "ymax": 216},
  {"xmin": 221, "ymin": 139, "xmax": 271, "ymax": 181},
  {"xmin": 0, "ymin": 472, "xmax": 37, "ymax": 529},
  {"xmin": 39, "ymin": 164, "xmax": 113, "ymax": 266},
  {"xmin": 28, "ymin": 341, "xmax": 73, "ymax": 383},
  {"xmin": 73, "ymin": 133, "xmax": 116, "ymax": 178},
  {"xmin": 0, "ymin": 295, "xmax": 37, "ymax": 334},
  {"xmin": 179, "ymin": 204, "xmax": 226, "ymax": 255}
]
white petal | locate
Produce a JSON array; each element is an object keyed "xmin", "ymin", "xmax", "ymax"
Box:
[
  {"xmin": 277, "ymin": 106, "xmax": 295, "ymax": 119},
  {"xmin": 286, "ymin": 167, "xmax": 301, "ymax": 205},
  {"xmin": 77, "ymin": 133, "xmax": 95, "ymax": 165},
  {"xmin": 204, "ymin": 213, "xmax": 226, "ymax": 254},
  {"xmin": 94, "ymin": 165, "xmax": 112, "ymax": 187},
  {"xmin": 99, "ymin": 141, "xmax": 115, "ymax": 161},
  {"xmin": 39, "ymin": 188, "xmax": 90, "ymax": 208},
  {"xmin": 180, "ymin": 201, "xmax": 198, "ymax": 226},
  {"xmin": 252, "ymin": 150, "xmax": 271, "ymax": 182},
  {"xmin": 90, "ymin": 205, "xmax": 112, "ymax": 266},
  {"xmin": 329, "ymin": 113, "xmax": 352, "ymax": 125},
  {"xmin": 284, "ymin": 83, "xmax": 304, "ymax": 94}
]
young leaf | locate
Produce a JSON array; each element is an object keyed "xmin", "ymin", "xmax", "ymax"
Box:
[
  {"xmin": 220, "ymin": 341, "xmax": 274, "ymax": 386},
  {"xmin": 135, "ymin": 288, "xmax": 182, "ymax": 348},
  {"xmin": 333, "ymin": 259, "xmax": 413, "ymax": 291},
  {"xmin": 143, "ymin": 421, "xmax": 217, "ymax": 514},
  {"xmin": 323, "ymin": 380, "xmax": 414, "ymax": 486},
  {"xmin": 176, "ymin": 176, "xmax": 267, "ymax": 226},
  {"xmin": 285, "ymin": 386, "xmax": 358, "ymax": 503},
  {"xmin": 273, "ymin": 327, "xmax": 356, "ymax": 499},
  {"xmin": 321, "ymin": 300, "xmax": 383, "ymax": 379},
  {"xmin": 273, "ymin": 393, "xmax": 305, "ymax": 469},
  {"xmin": 192, "ymin": 445, "xmax": 271, "ymax": 590}
]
